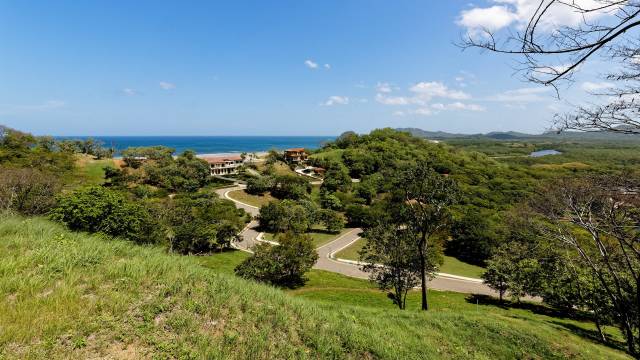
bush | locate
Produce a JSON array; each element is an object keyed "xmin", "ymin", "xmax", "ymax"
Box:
[
  {"xmin": 318, "ymin": 209, "xmax": 345, "ymax": 233},
  {"xmin": 447, "ymin": 209, "xmax": 498, "ymax": 266},
  {"xmin": 166, "ymin": 193, "xmax": 247, "ymax": 254},
  {"xmin": 50, "ymin": 186, "xmax": 161, "ymax": 244},
  {"xmin": 344, "ymin": 204, "xmax": 383, "ymax": 228},
  {"xmin": 235, "ymin": 232, "xmax": 318, "ymax": 287},
  {"xmin": 320, "ymin": 192, "xmax": 343, "ymax": 210},
  {"xmin": 246, "ymin": 176, "xmax": 275, "ymax": 195},
  {"xmin": 0, "ymin": 167, "xmax": 60, "ymax": 215},
  {"xmin": 271, "ymin": 175, "xmax": 311, "ymax": 200},
  {"xmin": 144, "ymin": 151, "xmax": 210, "ymax": 192},
  {"xmin": 258, "ymin": 200, "xmax": 311, "ymax": 233}
]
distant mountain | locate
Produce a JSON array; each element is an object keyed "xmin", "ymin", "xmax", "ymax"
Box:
[{"xmin": 397, "ymin": 127, "xmax": 640, "ymax": 141}]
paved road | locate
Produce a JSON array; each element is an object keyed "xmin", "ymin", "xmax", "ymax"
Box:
[{"xmin": 217, "ymin": 185, "xmax": 497, "ymax": 296}]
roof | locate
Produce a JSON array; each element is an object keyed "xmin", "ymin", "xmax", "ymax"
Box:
[
  {"xmin": 285, "ymin": 148, "xmax": 306, "ymax": 152},
  {"xmin": 201, "ymin": 155, "xmax": 243, "ymax": 164}
]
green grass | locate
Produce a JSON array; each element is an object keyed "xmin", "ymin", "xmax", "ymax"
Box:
[
  {"xmin": 1, "ymin": 215, "xmax": 630, "ymax": 359},
  {"xmin": 263, "ymin": 228, "xmax": 349, "ymax": 248},
  {"xmin": 310, "ymin": 149, "xmax": 344, "ymax": 162},
  {"xmin": 440, "ymin": 256, "xmax": 485, "ymax": 279},
  {"xmin": 64, "ymin": 155, "xmax": 115, "ymax": 188},
  {"xmin": 334, "ymin": 237, "xmax": 365, "ymax": 261},
  {"xmin": 227, "ymin": 189, "xmax": 274, "ymax": 207},
  {"xmin": 335, "ymin": 239, "xmax": 485, "ymax": 279}
]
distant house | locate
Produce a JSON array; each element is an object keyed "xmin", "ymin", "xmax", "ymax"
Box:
[
  {"xmin": 201, "ymin": 155, "xmax": 244, "ymax": 176},
  {"xmin": 284, "ymin": 148, "xmax": 308, "ymax": 163}
]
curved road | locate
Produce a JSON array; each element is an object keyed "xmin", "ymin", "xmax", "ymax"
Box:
[{"xmin": 216, "ymin": 186, "xmax": 496, "ymax": 296}]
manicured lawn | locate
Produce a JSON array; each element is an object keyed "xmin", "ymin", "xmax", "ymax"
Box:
[
  {"xmin": 440, "ymin": 255, "xmax": 485, "ymax": 279},
  {"xmin": 334, "ymin": 237, "xmax": 365, "ymax": 261},
  {"xmin": 335, "ymin": 238, "xmax": 485, "ymax": 279},
  {"xmin": 227, "ymin": 189, "xmax": 274, "ymax": 207},
  {"xmin": 263, "ymin": 228, "xmax": 350, "ymax": 248}
]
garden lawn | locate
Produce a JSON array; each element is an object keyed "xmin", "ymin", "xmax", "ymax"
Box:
[
  {"xmin": 263, "ymin": 228, "xmax": 350, "ymax": 248},
  {"xmin": 335, "ymin": 238, "xmax": 485, "ymax": 279},
  {"xmin": 227, "ymin": 189, "xmax": 274, "ymax": 208}
]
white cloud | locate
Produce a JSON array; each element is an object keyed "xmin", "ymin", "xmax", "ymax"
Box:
[
  {"xmin": 581, "ymin": 81, "xmax": 614, "ymax": 92},
  {"xmin": 459, "ymin": 0, "xmax": 616, "ymax": 34},
  {"xmin": 376, "ymin": 81, "xmax": 473, "ymax": 111},
  {"xmin": 322, "ymin": 96, "xmax": 349, "ymax": 106},
  {"xmin": 376, "ymin": 82, "xmax": 392, "ymax": 93},
  {"xmin": 159, "ymin": 81, "xmax": 175, "ymax": 90},
  {"xmin": 305, "ymin": 60, "xmax": 319, "ymax": 69},
  {"xmin": 458, "ymin": 5, "xmax": 518, "ymax": 32},
  {"xmin": 376, "ymin": 93, "xmax": 420, "ymax": 106},
  {"xmin": 487, "ymin": 87, "xmax": 551, "ymax": 102},
  {"xmin": 410, "ymin": 81, "xmax": 470, "ymax": 100},
  {"xmin": 122, "ymin": 88, "xmax": 137, "ymax": 96},
  {"xmin": 324, "ymin": 63, "xmax": 331, "ymax": 69}
]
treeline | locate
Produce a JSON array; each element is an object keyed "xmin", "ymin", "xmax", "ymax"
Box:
[{"xmin": 0, "ymin": 126, "xmax": 248, "ymax": 255}]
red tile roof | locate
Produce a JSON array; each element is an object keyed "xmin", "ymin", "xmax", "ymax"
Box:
[{"xmin": 285, "ymin": 148, "xmax": 306, "ymax": 152}]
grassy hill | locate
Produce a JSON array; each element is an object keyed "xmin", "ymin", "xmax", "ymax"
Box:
[{"xmin": 0, "ymin": 216, "xmax": 630, "ymax": 359}]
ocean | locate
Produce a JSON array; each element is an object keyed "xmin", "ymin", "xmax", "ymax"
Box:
[{"xmin": 54, "ymin": 136, "xmax": 335, "ymax": 155}]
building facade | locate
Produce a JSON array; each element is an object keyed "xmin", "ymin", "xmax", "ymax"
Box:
[
  {"xmin": 284, "ymin": 148, "xmax": 308, "ymax": 163},
  {"xmin": 201, "ymin": 155, "xmax": 244, "ymax": 176}
]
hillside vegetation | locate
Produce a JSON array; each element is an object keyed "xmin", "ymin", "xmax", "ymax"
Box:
[{"xmin": 0, "ymin": 216, "xmax": 629, "ymax": 359}]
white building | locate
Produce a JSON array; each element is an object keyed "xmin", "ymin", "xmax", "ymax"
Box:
[{"xmin": 201, "ymin": 155, "xmax": 243, "ymax": 176}]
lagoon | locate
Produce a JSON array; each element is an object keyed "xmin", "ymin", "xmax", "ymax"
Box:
[{"xmin": 530, "ymin": 149, "xmax": 562, "ymax": 157}]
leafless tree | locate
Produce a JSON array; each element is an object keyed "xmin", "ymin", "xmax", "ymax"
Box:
[
  {"xmin": 532, "ymin": 175, "xmax": 640, "ymax": 355},
  {"xmin": 461, "ymin": 0, "xmax": 640, "ymax": 133},
  {"xmin": 0, "ymin": 168, "xmax": 60, "ymax": 215}
]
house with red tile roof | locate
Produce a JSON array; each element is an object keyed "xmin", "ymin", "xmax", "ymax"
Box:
[
  {"xmin": 284, "ymin": 148, "xmax": 307, "ymax": 163},
  {"xmin": 200, "ymin": 155, "xmax": 244, "ymax": 176}
]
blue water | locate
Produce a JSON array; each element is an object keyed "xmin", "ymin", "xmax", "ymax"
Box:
[
  {"xmin": 530, "ymin": 149, "xmax": 562, "ymax": 157},
  {"xmin": 54, "ymin": 136, "xmax": 335, "ymax": 155}
]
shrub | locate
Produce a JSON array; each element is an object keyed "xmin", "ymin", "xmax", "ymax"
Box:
[
  {"xmin": 165, "ymin": 193, "xmax": 247, "ymax": 254},
  {"xmin": 235, "ymin": 232, "xmax": 318, "ymax": 287},
  {"xmin": 258, "ymin": 200, "xmax": 311, "ymax": 234},
  {"xmin": 246, "ymin": 176, "xmax": 275, "ymax": 195},
  {"xmin": 50, "ymin": 186, "xmax": 161, "ymax": 244},
  {"xmin": 271, "ymin": 175, "xmax": 311, "ymax": 200},
  {"xmin": 0, "ymin": 167, "xmax": 60, "ymax": 215},
  {"xmin": 318, "ymin": 209, "xmax": 345, "ymax": 233}
]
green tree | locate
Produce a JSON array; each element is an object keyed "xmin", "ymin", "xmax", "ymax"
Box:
[
  {"xmin": 122, "ymin": 146, "xmax": 174, "ymax": 168},
  {"xmin": 392, "ymin": 162, "xmax": 459, "ymax": 311},
  {"xmin": 235, "ymin": 232, "xmax": 318, "ymax": 288},
  {"xmin": 318, "ymin": 209, "xmax": 345, "ymax": 233},
  {"xmin": 165, "ymin": 193, "xmax": 246, "ymax": 254},
  {"xmin": 448, "ymin": 209, "xmax": 498, "ymax": 266},
  {"xmin": 51, "ymin": 186, "xmax": 161, "ymax": 244},
  {"xmin": 321, "ymin": 163, "xmax": 352, "ymax": 193},
  {"xmin": 258, "ymin": 200, "xmax": 311, "ymax": 234},
  {"xmin": 360, "ymin": 225, "xmax": 426, "ymax": 309},
  {"xmin": 246, "ymin": 175, "xmax": 275, "ymax": 195},
  {"xmin": 271, "ymin": 175, "xmax": 311, "ymax": 200}
]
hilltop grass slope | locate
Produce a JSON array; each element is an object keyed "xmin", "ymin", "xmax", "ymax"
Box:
[{"xmin": 0, "ymin": 216, "xmax": 630, "ymax": 359}]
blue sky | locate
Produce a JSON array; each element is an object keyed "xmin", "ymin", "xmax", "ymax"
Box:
[{"xmin": 0, "ymin": 1, "xmax": 606, "ymax": 136}]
